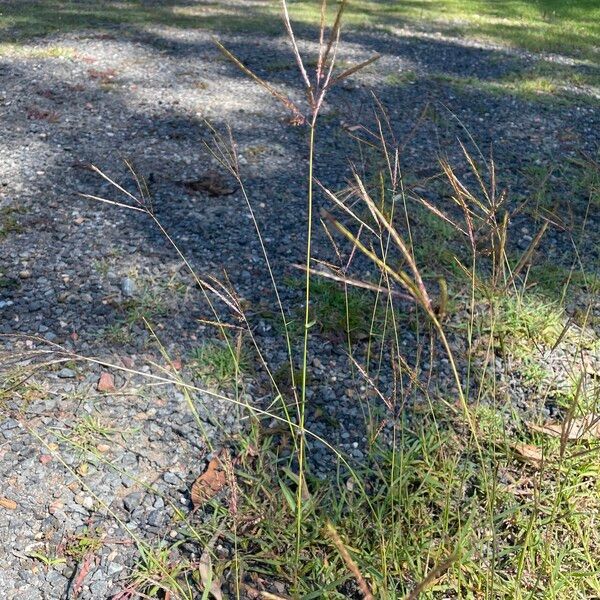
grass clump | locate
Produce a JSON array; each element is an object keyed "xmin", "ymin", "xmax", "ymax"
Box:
[
  {"xmin": 309, "ymin": 279, "xmax": 378, "ymax": 341},
  {"xmin": 190, "ymin": 340, "xmax": 249, "ymax": 387},
  {"xmin": 493, "ymin": 293, "xmax": 565, "ymax": 347},
  {"xmin": 0, "ymin": 206, "xmax": 25, "ymax": 239}
]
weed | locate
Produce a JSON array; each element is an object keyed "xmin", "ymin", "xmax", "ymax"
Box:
[
  {"xmin": 92, "ymin": 258, "xmax": 111, "ymax": 278},
  {"xmin": 190, "ymin": 340, "xmax": 249, "ymax": 387},
  {"xmin": 64, "ymin": 527, "xmax": 104, "ymax": 560},
  {"xmin": 487, "ymin": 293, "xmax": 565, "ymax": 349},
  {"xmin": 54, "ymin": 1, "xmax": 600, "ymax": 598},
  {"xmin": 309, "ymin": 279, "xmax": 378, "ymax": 340},
  {"xmin": 385, "ymin": 70, "xmax": 417, "ymax": 86},
  {"xmin": 0, "ymin": 43, "xmax": 76, "ymax": 59},
  {"xmin": 122, "ymin": 291, "xmax": 168, "ymax": 325},
  {"xmin": 28, "ymin": 550, "xmax": 66, "ymax": 569},
  {"xmin": 128, "ymin": 542, "xmax": 196, "ymax": 599},
  {"xmin": 528, "ymin": 263, "xmax": 600, "ymax": 298},
  {"xmin": 101, "ymin": 322, "xmax": 134, "ymax": 345},
  {"xmin": 0, "ymin": 206, "xmax": 25, "ymax": 238},
  {"xmin": 0, "ymin": 273, "xmax": 20, "ymax": 291}
]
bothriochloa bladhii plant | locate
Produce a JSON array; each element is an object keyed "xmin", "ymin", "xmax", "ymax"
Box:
[{"xmin": 214, "ymin": 0, "xmax": 379, "ymax": 564}]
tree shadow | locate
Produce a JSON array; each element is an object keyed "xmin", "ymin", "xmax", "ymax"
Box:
[{"xmin": 0, "ymin": 2, "xmax": 597, "ymax": 357}]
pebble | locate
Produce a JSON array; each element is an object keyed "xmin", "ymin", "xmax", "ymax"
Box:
[
  {"xmin": 121, "ymin": 277, "xmax": 137, "ymax": 298},
  {"xmin": 57, "ymin": 368, "xmax": 76, "ymax": 379}
]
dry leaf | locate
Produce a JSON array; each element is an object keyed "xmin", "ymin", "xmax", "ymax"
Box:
[
  {"xmin": 530, "ymin": 415, "xmax": 600, "ymax": 441},
  {"xmin": 510, "ymin": 442, "xmax": 544, "ymax": 468},
  {"xmin": 0, "ymin": 497, "xmax": 17, "ymax": 510},
  {"xmin": 71, "ymin": 554, "xmax": 95, "ymax": 599},
  {"xmin": 199, "ymin": 528, "xmax": 224, "ymax": 600},
  {"xmin": 191, "ymin": 449, "xmax": 229, "ymax": 509},
  {"xmin": 180, "ymin": 173, "xmax": 235, "ymax": 197},
  {"xmin": 97, "ymin": 371, "xmax": 116, "ymax": 392},
  {"xmin": 242, "ymin": 586, "xmax": 290, "ymax": 600}
]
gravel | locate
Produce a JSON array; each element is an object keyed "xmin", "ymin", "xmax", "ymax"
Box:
[{"xmin": 0, "ymin": 3, "xmax": 598, "ymax": 597}]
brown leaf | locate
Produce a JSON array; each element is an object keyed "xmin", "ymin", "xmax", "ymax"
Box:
[
  {"xmin": 0, "ymin": 497, "xmax": 17, "ymax": 510},
  {"xmin": 199, "ymin": 528, "xmax": 224, "ymax": 600},
  {"xmin": 529, "ymin": 415, "xmax": 600, "ymax": 441},
  {"xmin": 191, "ymin": 449, "xmax": 229, "ymax": 509},
  {"xmin": 71, "ymin": 554, "xmax": 95, "ymax": 599},
  {"xmin": 26, "ymin": 107, "xmax": 59, "ymax": 122},
  {"xmin": 97, "ymin": 371, "xmax": 116, "ymax": 392},
  {"xmin": 510, "ymin": 442, "xmax": 544, "ymax": 468},
  {"xmin": 88, "ymin": 68, "xmax": 117, "ymax": 82},
  {"xmin": 180, "ymin": 172, "xmax": 235, "ymax": 197}
]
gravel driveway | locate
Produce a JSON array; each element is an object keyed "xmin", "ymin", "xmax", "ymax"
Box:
[{"xmin": 0, "ymin": 3, "xmax": 598, "ymax": 597}]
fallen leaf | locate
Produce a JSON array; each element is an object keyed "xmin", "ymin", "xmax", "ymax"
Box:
[
  {"xmin": 242, "ymin": 586, "xmax": 290, "ymax": 600},
  {"xmin": 179, "ymin": 172, "xmax": 235, "ymax": 197},
  {"xmin": 97, "ymin": 371, "xmax": 116, "ymax": 392},
  {"xmin": 71, "ymin": 554, "xmax": 95, "ymax": 599},
  {"xmin": 191, "ymin": 449, "xmax": 229, "ymax": 509},
  {"xmin": 0, "ymin": 497, "xmax": 17, "ymax": 510},
  {"xmin": 88, "ymin": 68, "xmax": 117, "ymax": 82},
  {"xmin": 529, "ymin": 415, "xmax": 600, "ymax": 441},
  {"xmin": 199, "ymin": 528, "xmax": 224, "ymax": 600},
  {"xmin": 121, "ymin": 356, "xmax": 134, "ymax": 369},
  {"xmin": 26, "ymin": 107, "xmax": 59, "ymax": 122},
  {"xmin": 510, "ymin": 442, "xmax": 544, "ymax": 468}
]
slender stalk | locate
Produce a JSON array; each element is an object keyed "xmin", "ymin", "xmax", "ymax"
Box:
[{"xmin": 296, "ymin": 114, "xmax": 317, "ymax": 571}]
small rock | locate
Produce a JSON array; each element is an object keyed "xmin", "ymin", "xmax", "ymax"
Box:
[
  {"xmin": 97, "ymin": 372, "xmax": 116, "ymax": 392},
  {"xmin": 146, "ymin": 509, "xmax": 166, "ymax": 528},
  {"xmin": 163, "ymin": 472, "xmax": 183, "ymax": 486},
  {"xmin": 121, "ymin": 277, "xmax": 136, "ymax": 298},
  {"xmin": 123, "ymin": 492, "xmax": 143, "ymax": 512},
  {"xmin": 57, "ymin": 368, "xmax": 76, "ymax": 379}
]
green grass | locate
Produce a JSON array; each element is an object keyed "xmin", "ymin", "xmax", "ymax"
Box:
[
  {"xmin": 283, "ymin": 278, "xmax": 383, "ymax": 343},
  {"xmin": 528, "ymin": 263, "xmax": 600, "ymax": 298},
  {"xmin": 1, "ymin": 0, "xmax": 597, "ymax": 60},
  {"xmin": 385, "ymin": 70, "xmax": 417, "ymax": 86},
  {"xmin": 493, "ymin": 293, "xmax": 565, "ymax": 347},
  {"xmin": 0, "ymin": 0, "xmax": 281, "ymax": 42},
  {"xmin": 289, "ymin": 0, "xmax": 600, "ymax": 60},
  {"xmin": 111, "ymin": 410, "xmax": 600, "ymax": 598},
  {"xmin": 0, "ymin": 206, "xmax": 25, "ymax": 239},
  {"xmin": 190, "ymin": 340, "xmax": 249, "ymax": 387},
  {"xmin": 0, "ymin": 42, "xmax": 76, "ymax": 58}
]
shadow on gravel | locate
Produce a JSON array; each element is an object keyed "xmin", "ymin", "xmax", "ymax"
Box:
[{"xmin": 0, "ymin": 5, "xmax": 598, "ymax": 355}]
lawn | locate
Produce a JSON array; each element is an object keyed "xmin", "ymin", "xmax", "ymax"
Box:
[{"xmin": 1, "ymin": 0, "xmax": 599, "ymax": 59}]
